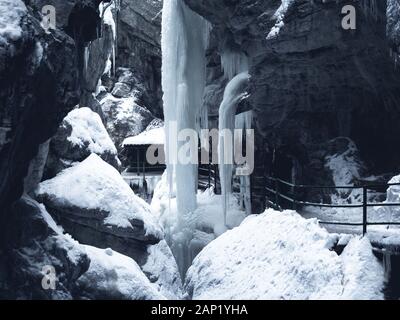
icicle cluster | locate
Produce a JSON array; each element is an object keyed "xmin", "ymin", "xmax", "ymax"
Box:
[
  {"xmin": 99, "ymin": 0, "xmax": 120, "ymax": 76},
  {"xmin": 221, "ymin": 49, "xmax": 249, "ymax": 81}
]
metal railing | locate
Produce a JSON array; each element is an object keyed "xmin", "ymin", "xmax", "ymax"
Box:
[{"xmin": 265, "ymin": 177, "xmax": 400, "ymax": 235}]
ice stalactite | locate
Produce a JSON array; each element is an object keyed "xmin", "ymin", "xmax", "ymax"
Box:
[
  {"xmin": 161, "ymin": 0, "xmax": 210, "ymax": 277},
  {"xmin": 218, "ymin": 72, "xmax": 250, "ymax": 224},
  {"xmin": 99, "ymin": 0, "xmax": 119, "ymax": 76},
  {"xmin": 84, "ymin": 45, "xmax": 90, "ymax": 74},
  {"xmin": 221, "ymin": 48, "xmax": 249, "ymax": 81}
]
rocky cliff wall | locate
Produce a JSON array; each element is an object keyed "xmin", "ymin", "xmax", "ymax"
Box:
[{"xmin": 185, "ymin": 0, "xmax": 400, "ymax": 211}]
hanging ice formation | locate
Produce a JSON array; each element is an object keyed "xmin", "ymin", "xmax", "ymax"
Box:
[
  {"xmin": 218, "ymin": 72, "xmax": 250, "ymax": 224},
  {"xmin": 221, "ymin": 48, "xmax": 249, "ymax": 80},
  {"xmin": 99, "ymin": 0, "xmax": 119, "ymax": 76},
  {"xmin": 84, "ymin": 45, "xmax": 90, "ymax": 74},
  {"xmin": 161, "ymin": 0, "xmax": 210, "ymax": 277},
  {"xmin": 162, "ymin": 0, "xmax": 209, "ymax": 221},
  {"xmin": 218, "ymin": 44, "xmax": 250, "ymax": 224}
]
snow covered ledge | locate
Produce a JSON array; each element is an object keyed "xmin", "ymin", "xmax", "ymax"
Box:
[{"xmin": 185, "ymin": 209, "xmax": 385, "ymax": 300}]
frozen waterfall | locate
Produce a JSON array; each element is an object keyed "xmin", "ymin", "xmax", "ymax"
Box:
[
  {"xmin": 161, "ymin": 0, "xmax": 210, "ymax": 276},
  {"xmin": 218, "ymin": 72, "xmax": 250, "ymax": 224}
]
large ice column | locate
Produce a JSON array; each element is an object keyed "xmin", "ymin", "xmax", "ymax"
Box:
[
  {"xmin": 162, "ymin": 0, "xmax": 209, "ymax": 224},
  {"xmin": 218, "ymin": 72, "xmax": 250, "ymax": 223}
]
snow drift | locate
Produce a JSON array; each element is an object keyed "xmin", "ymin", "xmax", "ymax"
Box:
[{"xmin": 185, "ymin": 209, "xmax": 385, "ymax": 300}]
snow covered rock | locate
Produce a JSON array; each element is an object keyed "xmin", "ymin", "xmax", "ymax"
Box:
[
  {"xmin": 142, "ymin": 240, "xmax": 185, "ymax": 300},
  {"xmin": 185, "ymin": 209, "xmax": 384, "ymax": 300},
  {"xmin": 100, "ymin": 93, "xmax": 155, "ymax": 162},
  {"xmin": 99, "ymin": 67, "xmax": 163, "ymax": 166},
  {"xmin": 76, "ymin": 246, "xmax": 165, "ymax": 300},
  {"xmin": 0, "ymin": 196, "xmax": 89, "ymax": 299},
  {"xmin": 44, "ymin": 107, "xmax": 120, "ymax": 179},
  {"xmin": 0, "ymin": 0, "xmax": 26, "ymax": 47},
  {"xmin": 36, "ymin": 154, "xmax": 163, "ymax": 265}
]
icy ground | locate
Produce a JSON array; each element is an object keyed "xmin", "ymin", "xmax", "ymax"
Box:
[
  {"xmin": 151, "ymin": 172, "xmax": 247, "ymax": 249},
  {"xmin": 302, "ymin": 143, "xmax": 400, "ymax": 245},
  {"xmin": 185, "ymin": 209, "xmax": 385, "ymax": 300}
]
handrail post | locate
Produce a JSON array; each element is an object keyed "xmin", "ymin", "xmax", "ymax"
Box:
[
  {"xmin": 275, "ymin": 179, "xmax": 280, "ymax": 210},
  {"xmin": 363, "ymin": 186, "xmax": 368, "ymax": 235}
]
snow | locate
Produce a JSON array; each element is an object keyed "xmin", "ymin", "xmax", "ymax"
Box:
[
  {"xmin": 123, "ymin": 127, "xmax": 165, "ymax": 146},
  {"xmin": 341, "ymin": 237, "xmax": 385, "ymax": 299},
  {"xmin": 64, "ymin": 107, "xmax": 117, "ymax": 155},
  {"xmin": 185, "ymin": 209, "xmax": 384, "ymax": 300},
  {"xmin": 36, "ymin": 154, "xmax": 163, "ymax": 239},
  {"xmin": 0, "ymin": 0, "xmax": 26, "ymax": 45},
  {"xmin": 142, "ymin": 240, "xmax": 185, "ymax": 299},
  {"xmin": 78, "ymin": 245, "xmax": 165, "ymax": 300},
  {"xmin": 266, "ymin": 0, "xmax": 295, "ymax": 40},
  {"xmin": 25, "ymin": 195, "xmax": 86, "ymax": 267},
  {"xmin": 151, "ymin": 172, "xmax": 247, "ymax": 277}
]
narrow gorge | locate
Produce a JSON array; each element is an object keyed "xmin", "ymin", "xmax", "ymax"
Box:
[{"xmin": 1, "ymin": 0, "xmax": 400, "ymax": 301}]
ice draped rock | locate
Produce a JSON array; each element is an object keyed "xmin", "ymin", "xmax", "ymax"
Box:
[
  {"xmin": 36, "ymin": 154, "xmax": 163, "ymax": 265},
  {"xmin": 184, "ymin": 0, "xmax": 400, "ymax": 212},
  {"xmin": 44, "ymin": 107, "xmax": 120, "ymax": 179},
  {"xmin": 185, "ymin": 210, "xmax": 385, "ymax": 300}
]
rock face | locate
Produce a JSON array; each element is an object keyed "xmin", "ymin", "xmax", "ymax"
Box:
[
  {"xmin": 0, "ymin": 0, "xmax": 81, "ymax": 222},
  {"xmin": 44, "ymin": 107, "xmax": 120, "ymax": 179},
  {"xmin": 117, "ymin": 0, "xmax": 163, "ymax": 118},
  {"xmin": 0, "ymin": 196, "xmax": 90, "ymax": 299},
  {"xmin": 99, "ymin": 67, "xmax": 160, "ymax": 166},
  {"xmin": 184, "ymin": 0, "xmax": 400, "ymax": 212}
]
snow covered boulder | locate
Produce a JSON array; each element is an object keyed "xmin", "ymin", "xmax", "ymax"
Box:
[
  {"xmin": 100, "ymin": 94, "xmax": 155, "ymax": 151},
  {"xmin": 44, "ymin": 107, "xmax": 120, "ymax": 179},
  {"xmin": 76, "ymin": 246, "xmax": 165, "ymax": 300},
  {"xmin": 185, "ymin": 209, "xmax": 384, "ymax": 300},
  {"xmin": 36, "ymin": 154, "xmax": 163, "ymax": 265},
  {"xmin": 0, "ymin": 196, "xmax": 90, "ymax": 299},
  {"xmin": 0, "ymin": 0, "xmax": 27, "ymax": 55}
]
